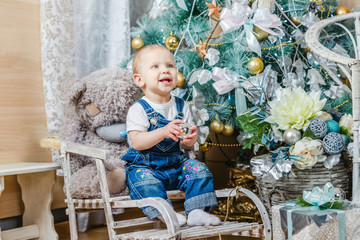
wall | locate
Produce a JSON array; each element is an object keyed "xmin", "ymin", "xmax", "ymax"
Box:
[{"xmin": 0, "ymin": 0, "xmax": 65, "ymax": 219}]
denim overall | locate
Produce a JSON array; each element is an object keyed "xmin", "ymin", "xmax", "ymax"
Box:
[{"xmin": 122, "ymin": 97, "xmax": 217, "ymax": 219}]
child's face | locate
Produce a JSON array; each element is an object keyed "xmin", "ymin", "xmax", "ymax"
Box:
[{"xmin": 134, "ymin": 47, "xmax": 178, "ymax": 100}]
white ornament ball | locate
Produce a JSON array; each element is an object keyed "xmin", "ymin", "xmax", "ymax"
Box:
[{"xmin": 283, "ymin": 128, "xmax": 302, "ymax": 145}]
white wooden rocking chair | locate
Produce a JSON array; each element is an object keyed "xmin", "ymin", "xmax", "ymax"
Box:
[
  {"xmin": 305, "ymin": 11, "xmax": 360, "ymax": 207},
  {"xmin": 41, "ymin": 137, "xmax": 271, "ymax": 240}
]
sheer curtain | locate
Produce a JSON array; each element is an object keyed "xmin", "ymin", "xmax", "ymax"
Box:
[
  {"xmin": 40, "ymin": 0, "xmax": 131, "ymax": 133},
  {"xmin": 73, "ymin": 0, "xmax": 130, "ymax": 78},
  {"xmin": 40, "ymin": 0, "xmax": 154, "ymax": 232}
]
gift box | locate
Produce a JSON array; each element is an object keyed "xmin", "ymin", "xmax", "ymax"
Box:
[{"xmin": 272, "ymin": 201, "xmax": 360, "ymax": 240}]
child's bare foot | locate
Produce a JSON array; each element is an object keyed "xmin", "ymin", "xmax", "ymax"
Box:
[{"xmin": 187, "ymin": 209, "xmax": 221, "ymax": 226}]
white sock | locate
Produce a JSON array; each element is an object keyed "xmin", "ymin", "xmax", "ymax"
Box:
[
  {"xmin": 187, "ymin": 209, "xmax": 221, "ymax": 226},
  {"xmin": 158, "ymin": 212, "xmax": 187, "ymax": 226}
]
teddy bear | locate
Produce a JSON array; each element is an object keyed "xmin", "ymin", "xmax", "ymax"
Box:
[{"xmin": 60, "ymin": 68, "xmax": 141, "ymax": 199}]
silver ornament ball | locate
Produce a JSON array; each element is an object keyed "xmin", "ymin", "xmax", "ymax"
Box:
[
  {"xmin": 283, "ymin": 128, "xmax": 302, "ymax": 145},
  {"xmin": 334, "ymin": 187, "xmax": 345, "ymax": 200}
]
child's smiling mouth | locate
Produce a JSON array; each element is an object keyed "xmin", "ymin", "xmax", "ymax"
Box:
[{"xmin": 159, "ymin": 77, "xmax": 172, "ymax": 85}]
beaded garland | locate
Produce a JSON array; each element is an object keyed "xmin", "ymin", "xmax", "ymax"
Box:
[
  {"xmin": 322, "ymin": 132, "xmax": 345, "ymax": 154},
  {"xmin": 309, "ymin": 118, "xmax": 328, "ymax": 138}
]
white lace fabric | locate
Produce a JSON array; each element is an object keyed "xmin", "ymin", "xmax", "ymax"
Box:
[{"xmin": 40, "ymin": 0, "xmax": 131, "ymax": 136}]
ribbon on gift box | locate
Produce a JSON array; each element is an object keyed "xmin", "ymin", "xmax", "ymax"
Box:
[{"xmin": 303, "ymin": 182, "xmax": 335, "ymax": 207}]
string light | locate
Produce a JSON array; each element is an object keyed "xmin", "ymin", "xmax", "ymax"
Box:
[
  {"xmin": 204, "ymin": 142, "xmax": 242, "ymax": 147},
  {"xmin": 206, "ymin": 103, "xmax": 236, "ymax": 109},
  {"xmin": 261, "ymin": 42, "xmax": 297, "ymax": 50}
]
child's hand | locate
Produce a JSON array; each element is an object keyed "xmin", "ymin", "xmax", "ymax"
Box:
[
  {"xmin": 161, "ymin": 119, "xmax": 184, "ymax": 142},
  {"xmin": 181, "ymin": 125, "xmax": 197, "ymax": 146}
]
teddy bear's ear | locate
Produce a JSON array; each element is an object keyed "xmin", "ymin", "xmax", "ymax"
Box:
[
  {"xmin": 75, "ymin": 91, "xmax": 83, "ymax": 100},
  {"xmin": 67, "ymin": 80, "xmax": 87, "ymax": 105}
]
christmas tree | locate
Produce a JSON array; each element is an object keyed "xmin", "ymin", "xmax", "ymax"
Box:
[{"xmin": 125, "ymin": 0, "xmax": 354, "ymax": 159}]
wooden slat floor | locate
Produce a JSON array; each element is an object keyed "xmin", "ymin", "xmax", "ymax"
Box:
[{"xmin": 55, "ymin": 221, "xmax": 261, "ymax": 240}]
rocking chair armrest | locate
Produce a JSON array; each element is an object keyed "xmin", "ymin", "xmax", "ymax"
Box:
[
  {"xmin": 41, "ymin": 136, "xmax": 109, "ymax": 161},
  {"xmin": 215, "ymin": 188, "xmax": 272, "ymax": 240},
  {"xmin": 139, "ymin": 197, "xmax": 180, "ymax": 237},
  {"xmin": 114, "ymin": 197, "xmax": 180, "ymax": 237}
]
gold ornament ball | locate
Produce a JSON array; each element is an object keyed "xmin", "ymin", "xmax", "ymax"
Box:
[
  {"xmin": 291, "ymin": 16, "xmax": 301, "ymax": 26},
  {"xmin": 176, "ymin": 71, "xmax": 186, "ymax": 88},
  {"xmin": 199, "ymin": 139, "xmax": 212, "ymax": 152},
  {"xmin": 253, "ymin": 26, "xmax": 269, "ymax": 42},
  {"xmin": 222, "ymin": 124, "xmax": 234, "ymax": 136},
  {"xmin": 131, "ymin": 37, "xmax": 145, "ymax": 50},
  {"xmin": 165, "ymin": 35, "xmax": 180, "ymax": 51},
  {"xmin": 335, "ymin": 6, "xmax": 350, "ymax": 15},
  {"xmin": 210, "ymin": 119, "xmax": 224, "ymax": 134},
  {"xmin": 247, "ymin": 57, "xmax": 264, "ymax": 75}
]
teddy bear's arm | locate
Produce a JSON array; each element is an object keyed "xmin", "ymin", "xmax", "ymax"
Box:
[{"xmin": 96, "ymin": 123, "xmax": 127, "ymax": 143}]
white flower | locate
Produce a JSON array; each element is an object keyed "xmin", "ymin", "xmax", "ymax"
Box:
[
  {"xmin": 265, "ymin": 87, "xmax": 326, "ymax": 131},
  {"xmin": 289, "ymin": 137, "xmax": 326, "ymax": 170},
  {"xmin": 339, "ymin": 114, "xmax": 353, "ymax": 136}
]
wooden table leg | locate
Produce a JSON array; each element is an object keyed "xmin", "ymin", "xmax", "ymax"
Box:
[
  {"xmin": 0, "ymin": 176, "xmax": 4, "ymax": 197},
  {"xmin": 17, "ymin": 171, "xmax": 58, "ymax": 240},
  {"xmin": 0, "ymin": 176, "xmax": 3, "ymax": 239}
]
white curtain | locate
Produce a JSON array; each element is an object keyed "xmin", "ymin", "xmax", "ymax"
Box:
[
  {"xmin": 73, "ymin": 0, "xmax": 130, "ymax": 78},
  {"xmin": 40, "ymin": 0, "xmax": 131, "ymax": 134},
  {"xmin": 40, "ymin": 0, "xmax": 154, "ymax": 232}
]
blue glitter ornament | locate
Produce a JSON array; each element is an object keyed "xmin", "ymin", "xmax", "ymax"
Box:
[
  {"xmin": 341, "ymin": 134, "xmax": 351, "ymax": 146},
  {"xmin": 323, "ymin": 132, "xmax": 345, "ymax": 154},
  {"xmin": 309, "ymin": 118, "xmax": 328, "ymax": 138},
  {"xmin": 326, "ymin": 120, "xmax": 340, "ymax": 133}
]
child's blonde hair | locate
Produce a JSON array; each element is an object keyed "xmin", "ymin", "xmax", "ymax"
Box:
[{"xmin": 132, "ymin": 44, "xmax": 172, "ymax": 74}]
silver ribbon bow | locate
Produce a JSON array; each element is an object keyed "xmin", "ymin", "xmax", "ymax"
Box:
[
  {"xmin": 250, "ymin": 154, "xmax": 293, "ymax": 182},
  {"xmin": 205, "ymin": 48, "xmax": 220, "ymax": 66},
  {"xmin": 189, "ymin": 87, "xmax": 210, "ymax": 144},
  {"xmin": 188, "ymin": 69, "xmax": 212, "ymax": 85},
  {"xmin": 252, "ymin": 8, "xmax": 283, "ymax": 36},
  {"xmin": 324, "ymin": 85, "xmax": 345, "ymax": 100},
  {"xmin": 307, "ymin": 68, "xmax": 326, "ymax": 91},
  {"xmin": 219, "ymin": 2, "xmax": 251, "ymax": 33},
  {"xmin": 241, "ymin": 65, "xmax": 279, "ymax": 105},
  {"xmin": 219, "ymin": 3, "xmax": 283, "ymax": 56},
  {"xmin": 301, "ymin": 12, "xmax": 319, "ymax": 28},
  {"xmin": 212, "ymin": 67, "xmax": 242, "ymax": 94}
]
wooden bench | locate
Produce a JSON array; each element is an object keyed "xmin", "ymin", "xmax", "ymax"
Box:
[{"xmin": 0, "ymin": 162, "xmax": 61, "ymax": 240}]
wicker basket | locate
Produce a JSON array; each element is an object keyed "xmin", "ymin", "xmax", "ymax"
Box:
[{"xmin": 256, "ymin": 155, "xmax": 352, "ymax": 213}]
